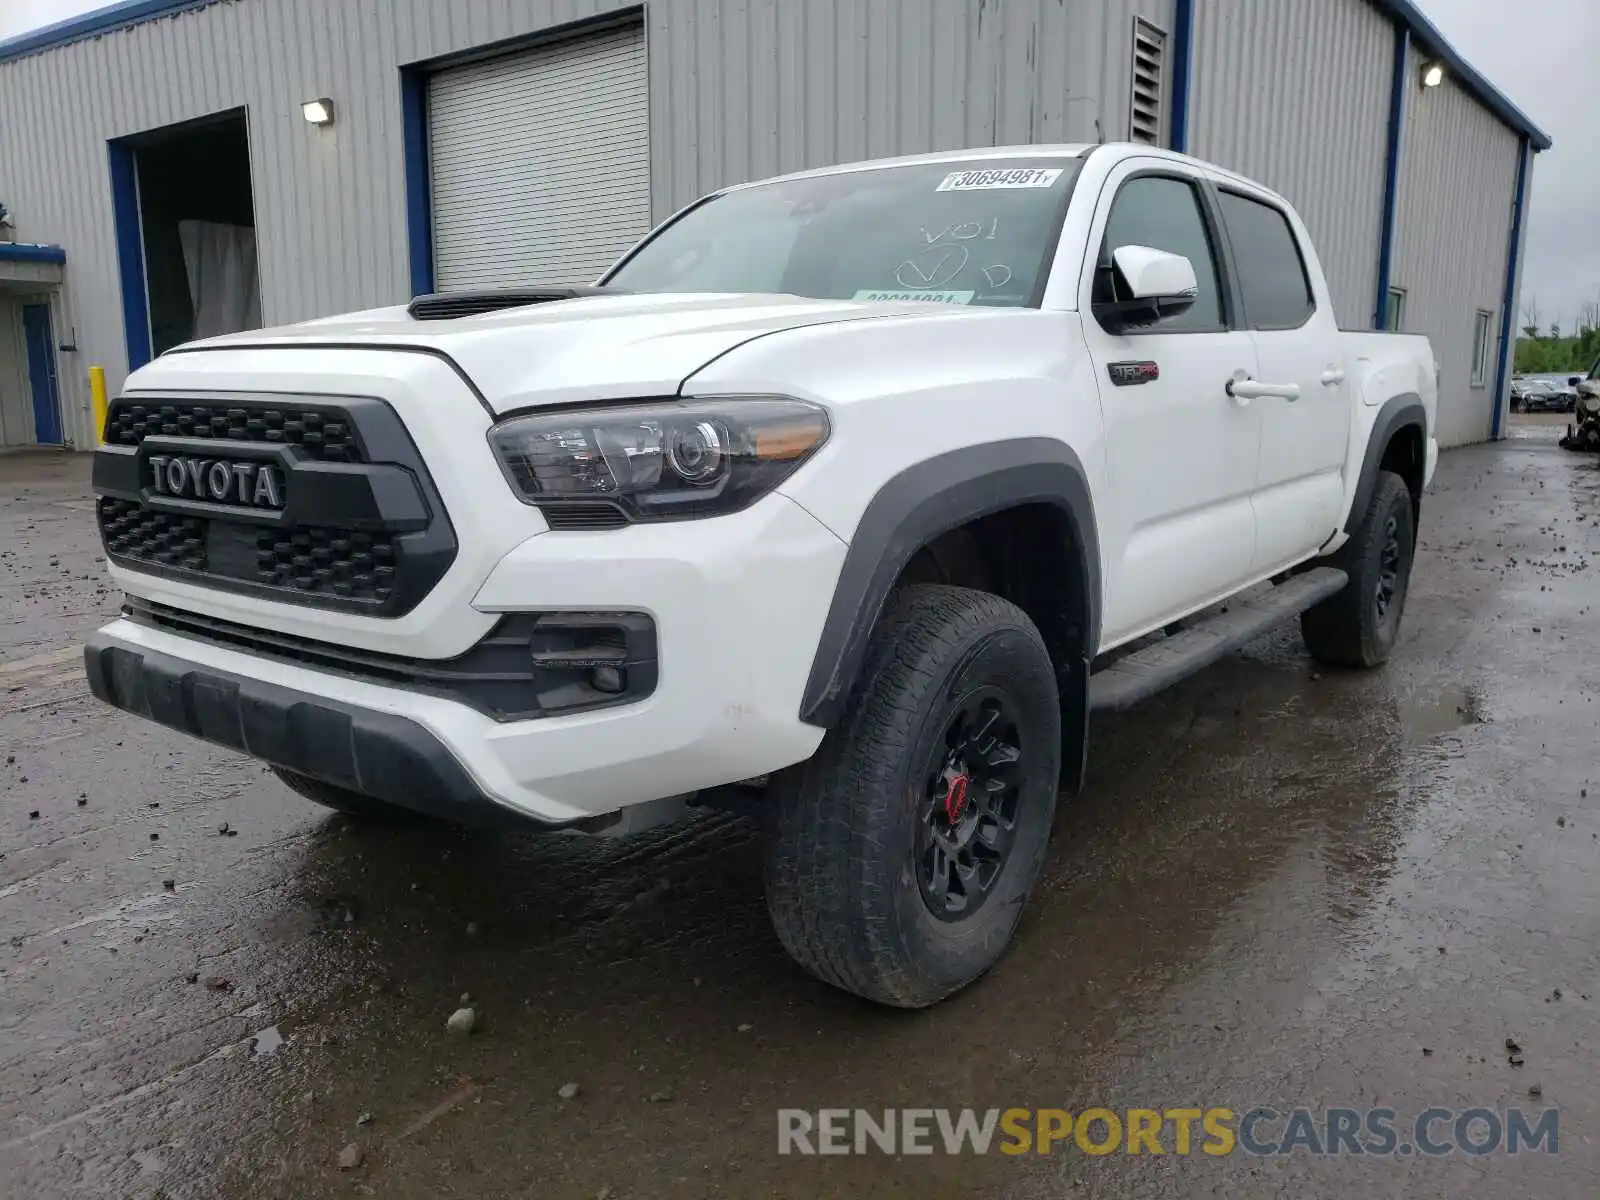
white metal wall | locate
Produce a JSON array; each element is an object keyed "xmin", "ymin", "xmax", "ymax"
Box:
[
  {"xmin": 1187, "ymin": 0, "xmax": 1394, "ymax": 329},
  {"xmin": 1393, "ymin": 43, "xmax": 1520, "ymax": 448},
  {"xmin": 0, "ymin": 297, "xmax": 35, "ymax": 446},
  {"xmin": 646, "ymin": 0, "xmax": 1175, "ymax": 206},
  {"xmin": 428, "ymin": 24, "xmax": 650, "ymax": 290},
  {"xmin": 0, "ymin": 0, "xmax": 1533, "ymax": 449},
  {"xmin": 0, "ymin": 0, "xmax": 1175, "ymax": 446}
]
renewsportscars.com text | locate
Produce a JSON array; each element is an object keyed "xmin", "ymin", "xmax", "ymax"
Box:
[{"xmin": 777, "ymin": 1106, "xmax": 1558, "ymax": 1157}]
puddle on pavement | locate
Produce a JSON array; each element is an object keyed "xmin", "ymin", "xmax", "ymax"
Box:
[
  {"xmin": 1397, "ymin": 683, "xmax": 1480, "ymax": 746},
  {"xmin": 250, "ymin": 1026, "xmax": 284, "ymax": 1058}
]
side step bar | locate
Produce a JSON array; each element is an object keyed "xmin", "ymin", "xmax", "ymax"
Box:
[{"xmin": 1088, "ymin": 567, "xmax": 1349, "ymax": 712}]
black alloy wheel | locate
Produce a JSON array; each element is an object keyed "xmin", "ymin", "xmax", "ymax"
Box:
[{"xmin": 916, "ymin": 689, "xmax": 1025, "ymax": 921}]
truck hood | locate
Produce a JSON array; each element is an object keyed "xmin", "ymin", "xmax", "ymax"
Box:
[{"xmin": 182, "ymin": 292, "xmax": 987, "ymax": 412}]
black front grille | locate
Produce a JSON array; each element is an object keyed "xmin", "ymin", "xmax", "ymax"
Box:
[
  {"xmin": 256, "ymin": 528, "xmax": 397, "ymax": 603},
  {"xmin": 93, "ymin": 393, "xmax": 457, "ymax": 616},
  {"xmin": 98, "ymin": 499, "xmax": 207, "ymax": 571},
  {"xmin": 106, "ymin": 402, "xmax": 361, "ymax": 462}
]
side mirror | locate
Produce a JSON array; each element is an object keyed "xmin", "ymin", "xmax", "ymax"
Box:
[
  {"xmin": 1569, "ymin": 377, "xmax": 1581, "ymax": 388},
  {"xmin": 1094, "ymin": 245, "xmax": 1199, "ymax": 333}
]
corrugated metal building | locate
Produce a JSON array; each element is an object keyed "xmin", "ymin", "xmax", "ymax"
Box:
[{"xmin": 0, "ymin": 0, "xmax": 1548, "ymax": 450}]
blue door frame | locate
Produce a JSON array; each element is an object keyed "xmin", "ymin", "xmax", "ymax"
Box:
[{"xmin": 21, "ymin": 302, "xmax": 63, "ymax": 445}]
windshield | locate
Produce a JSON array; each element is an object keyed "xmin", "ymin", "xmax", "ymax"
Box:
[{"xmin": 605, "ymin": 158, "xmax": 1084, "ymax": 308}]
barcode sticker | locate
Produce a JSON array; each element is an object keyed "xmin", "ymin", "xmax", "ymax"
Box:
[{"xmin": 936, "ymin": 168, "xmax": 1063, "ymax": 192}]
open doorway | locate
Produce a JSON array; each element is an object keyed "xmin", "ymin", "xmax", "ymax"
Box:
[{"xmin": 110, "ymin": 109, "xmax": 261, "ymax": 365}]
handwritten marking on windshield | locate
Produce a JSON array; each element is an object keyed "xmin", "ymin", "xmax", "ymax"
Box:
[
  {"xmin": 896, "ymin": 245, "xmax": 970, "ymax": 289},
  {"xmin": 920, "ymin": 218, "xmax": 1001, "ymax": 245}
]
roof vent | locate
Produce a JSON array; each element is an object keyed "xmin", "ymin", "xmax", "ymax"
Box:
[
  {"xmin": 407, "ymin": 285, "xmax": 621, "ymax": 321},
  {"xmin": 1129, "ymin": 17, "xmax": 1166, "ymax": 146}
]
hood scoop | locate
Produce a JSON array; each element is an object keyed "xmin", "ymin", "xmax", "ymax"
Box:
[{"xmin": 407, "ymin": 284, "xmax": 625, "ymax": 321}]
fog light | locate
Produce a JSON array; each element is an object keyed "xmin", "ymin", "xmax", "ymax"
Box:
[{"xmin": 591, "ymin": 664, "xmax": 626, "ymax": 694}]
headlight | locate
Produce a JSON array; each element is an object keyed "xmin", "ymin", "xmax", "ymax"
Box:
[
  {"xmin": 1583, "ymin": 394, "xmax": 1600, "ymax": 417},
  {"xmin": 488, "ymin": 398, "xmax": 830, "ymax": 523}
]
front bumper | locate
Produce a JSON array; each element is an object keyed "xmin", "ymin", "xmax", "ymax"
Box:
[
  {"xmin": 88, "ymin": 493, "xmax": 847, "ymax": 825},
  {"xmin": 85, "ymin": 632, "xmax": 548, "ymax": 829}
]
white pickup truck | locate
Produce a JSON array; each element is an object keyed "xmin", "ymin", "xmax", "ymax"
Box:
[{"xmin": 87, "ymin": 143, "xmax": 1437, "ymax": 1007}]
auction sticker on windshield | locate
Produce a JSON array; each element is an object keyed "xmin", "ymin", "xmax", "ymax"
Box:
[
  {"xmin": 936, "ymin": 167, "xmax": 1063, "ymax": 191},
  {"xmin": 853, "ymin": 290, "xmax": 975, "ymax": 303}
]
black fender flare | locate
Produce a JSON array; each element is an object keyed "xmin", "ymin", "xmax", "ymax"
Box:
[
  {"xmin": 798, "ymin": 437, "xmax": 1100, "ymax": 730},
  {"xmin": 1345, "ymin": 392, "xmax": 1426, "ymax": 532}
]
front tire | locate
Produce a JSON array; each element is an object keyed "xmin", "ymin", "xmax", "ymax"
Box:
[
  {"xmin": 1301, "ymin": 470, "xmax": 1416, "ymax": 668},
  {"xmin": 765, "ymin": 585, "xmax": 1061, "ymax": 1008}
]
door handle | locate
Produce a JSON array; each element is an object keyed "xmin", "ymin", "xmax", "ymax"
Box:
[
  {"xmin": 1320, "ymin": 368, "xmax": 1346, "ymax": 387},
  {"xmin": 1226, "ymin": 374, "xmax": 1302, "ymax": 403}
]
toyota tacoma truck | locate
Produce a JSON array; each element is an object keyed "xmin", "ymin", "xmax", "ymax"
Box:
[{"xmin": 86, "ymin": 143, "xmax": 1437, "ymax": 1008}]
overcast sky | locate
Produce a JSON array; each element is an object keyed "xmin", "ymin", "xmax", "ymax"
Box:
[{"xmin": 2, "ymin": 0, "xmax": 1593, "ymax": 329}]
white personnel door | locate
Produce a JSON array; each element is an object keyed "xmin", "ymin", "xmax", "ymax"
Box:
[{"xmin": 428, "ymin": 24, "xmax": 651, "ymax": 291}]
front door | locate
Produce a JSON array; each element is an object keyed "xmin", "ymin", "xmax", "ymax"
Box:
[
  {"xmin": 1210, "ymin": 185, "xmax": 1350, "ymax": 572},
  {"xmin": 22, "ymin": 303, "xmax": 62, "ymax": 445},
  {"xmin": 1077, "ymin": 162, "xmax": 1261, "ymax": 649}
]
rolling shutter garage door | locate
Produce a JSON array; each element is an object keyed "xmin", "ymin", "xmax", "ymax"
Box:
[{"xmin": 427, "ymin": 25, "xmax": 650, "ymax": 291}]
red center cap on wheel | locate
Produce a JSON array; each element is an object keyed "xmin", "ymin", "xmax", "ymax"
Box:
[{"xmin": 946, "ymin": 774, "xmax": 971, "ymax": 821}]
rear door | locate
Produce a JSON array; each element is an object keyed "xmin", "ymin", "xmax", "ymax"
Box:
[
  {"xmin": 1077, "ymin": 159, "xmax": 1261, "ymax": 648},
  {"xmin": 1210, "ymin": 184, "xmax": 1350, "ymax": 573}
]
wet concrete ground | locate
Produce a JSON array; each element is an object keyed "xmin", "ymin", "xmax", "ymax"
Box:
[{"xmin": 3, "ymin": 424, "xmax": 1599, "ymax": 1198}]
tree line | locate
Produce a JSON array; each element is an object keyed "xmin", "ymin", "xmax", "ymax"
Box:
[{"xmin": 1515, "ymin": 297, "xmax": 1600, "ymax": 376}]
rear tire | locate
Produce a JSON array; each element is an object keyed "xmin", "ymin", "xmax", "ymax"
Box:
[
  {"xmin": 764, "ymin": 585, "xmax": 1061, "ymax": 1008},
  {"xmin": 1301, "ymin": 470, "xmax": 1415, "ymax": 668},
  {"xmin": 272, "ymin": 767, "xmax": 420, "ymax": 821}
]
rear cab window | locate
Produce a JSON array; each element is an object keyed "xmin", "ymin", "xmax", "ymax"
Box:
[{"xmin": 1216, "ymin": 190, "xmax": 1315, "ymax": 330}]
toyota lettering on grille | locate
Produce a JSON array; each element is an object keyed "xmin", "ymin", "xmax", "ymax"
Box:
[{"xmin": 147, "ymin": 455, "xmax": 285, "ymax": 510}]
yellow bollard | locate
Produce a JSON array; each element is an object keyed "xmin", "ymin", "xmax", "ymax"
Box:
[{"xmin": 89, "ymin": 366, "xmax": 108, "ymax": 446}]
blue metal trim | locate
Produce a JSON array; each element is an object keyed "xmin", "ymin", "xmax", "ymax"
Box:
[
  {"xmin": 1490, "ymin": 139, "xmax": 1530, "ymax": 441},
  {"xmin": 107, "ymin": 138, "xmax": 152, "ymax": 371},
  {"xmin": 0, "ymin": 243, "xmax": 66, "ymax": 264},
  {"xmin": 1375, "ymin": 0, "xmax": 1551, "ymax": 150},
  {"xmin": 401, "ymin": 68, "xmax": 434, "ymax": 299},
  {"xmin": 0, "ymin": 0, "xmax": 217, "ymax": 66},
  {"xmin": 1168, "ymin": 0, "xmax": 1194, "ymax": 154},
  {"xmin": 1373, "ymin": 25, "xmax": 1409, "ymax": 330}
]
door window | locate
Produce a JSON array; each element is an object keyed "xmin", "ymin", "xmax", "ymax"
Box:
[
  {"xmin": 1095, "ymin": 175, "xmax": 1223, "ymax": 332},
  {"xmin": 1217, "ymin": 191, "xmax": 1314, "ymax": 329},
  {"xmin": 1386, "ymin": 287, "xmax": 1406, "ymax": 332},
  {"xmin": 1471, "ymin": 309, "xmax": 1493, "ymax": 386}
]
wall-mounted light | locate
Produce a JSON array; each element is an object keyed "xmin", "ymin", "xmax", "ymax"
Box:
[
  {"xmin": 1420, "ymin": 61, "xmax": 1444, "ymax": 89},
  {"xmin": 301, "ymin": 98, "xmax": 335, "ymax": 126}
]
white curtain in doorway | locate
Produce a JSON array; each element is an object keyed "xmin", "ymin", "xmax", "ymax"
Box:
[{"xmin": 178, "ymin": 219, "xmax": 262, "ymax": 339}]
